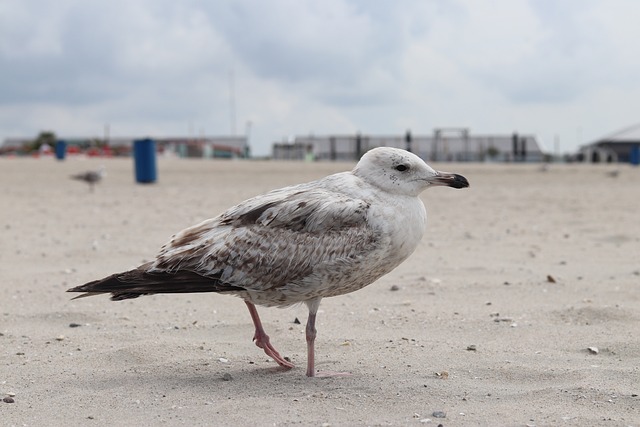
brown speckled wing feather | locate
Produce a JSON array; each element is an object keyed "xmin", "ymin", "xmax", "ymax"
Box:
[{"xmin": 151, "ymin": 188, "xmax": 377, "ymax": 297}]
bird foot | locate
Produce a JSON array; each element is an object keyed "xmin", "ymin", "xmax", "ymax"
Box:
[
  {"xmin": 253, "ymin": 335, "xmax": 294, "ymax": 369},
  {"xmin": 245, "ymin": 301, "xmax": 294, "ymax": 369}
]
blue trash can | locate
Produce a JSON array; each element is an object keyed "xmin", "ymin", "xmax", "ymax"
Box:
[
  {"xmin": 133, "ymin": 138, "xmax": 157, "ymax": 183},
  {"xmin": 631, "ymin": 145, "xmax": 640, "ymax": 166},
  {"xmin": 55, "ymin": 140, "xmax": 67, "ymax": 160}
]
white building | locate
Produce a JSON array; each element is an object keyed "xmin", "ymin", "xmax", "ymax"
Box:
[
  {"xmin": 575, "ymin": 123, "xmax": 640, "ymax": 163},
  {"xmin": 273, "ymin": 130, "xmax": 545, "ymax": 162}
]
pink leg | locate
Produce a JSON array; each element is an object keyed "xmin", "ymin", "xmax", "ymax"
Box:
[
  {"xmin": 245, "ymin": 301, "xmax": 294, "ymax": 369},
  {"xmin": 305, "ymin": 311, "xmax": 318, "ymax": 377},
  {"xmin": 305, "ymin": 300, "xmax": 351, "ymax": 378}
]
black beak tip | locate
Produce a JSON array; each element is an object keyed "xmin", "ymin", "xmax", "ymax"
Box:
[{"xmin": 450, "ymin": 174, "xmax": 470, "ymax": 189}]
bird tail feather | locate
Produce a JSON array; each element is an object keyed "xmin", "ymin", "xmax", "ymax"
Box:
[{"xmin": 67, "ymin": 267, "xmax": 244, "ymax": 301}]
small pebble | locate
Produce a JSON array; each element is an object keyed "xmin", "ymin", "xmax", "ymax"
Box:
[
  {"xmin": 55, "ymin": 335, "xmax": 65, "ymax": 341},
  {"xmin": 218, "ymin": 357, "xmax": 228, "ymax": 363},
  {"xmin": 390, "ymin": 285, "xmax": 400, "ymax": 291},
  {"xmin": 432, "ymin": 411, "xmax": 446, "ymax": 418},
  {"xmin": 3, "ymin": 397, "xmax": 15, "ymax": 403},
  {"xmin": 547, "ymin": 274, "xmax": 556, "ymax": 283},
  {"xmin": 466, "ymin": 345, "xmax": 477, "ymax": 351},
  {"xmin": 7, "ymin": 392, "xmax": 15, "ymax": 397},
  {"xmin": 293, "ymin": 317, "xmax": 301, "ymax": 324},
  {"xmin": 222, "ymin": 373, "xmax": 233, "ymax": 381},
  {"xmin": 587, "ymin": 346, "xmax": 599, "ymax": 354},
  {"xmin": 69, "ymin": 323, "xmax": 82, "ymax": 328}
]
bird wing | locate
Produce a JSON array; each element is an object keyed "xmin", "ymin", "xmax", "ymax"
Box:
[{"xmin": 150, "ymin": 186, "xmax": 378, "ymax": 293}]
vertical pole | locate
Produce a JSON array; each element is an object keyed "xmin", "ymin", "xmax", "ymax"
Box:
[
  {"xmin": 229, "ymin": 69, "xmax": 236, "ymax": 136},
  {"xmin": 330, "ymin": 136, "xmax": 336, "ymax": 161},
  {"xmin": 463, "ymin": 129, "xmax": 469, "ymax": 161}
]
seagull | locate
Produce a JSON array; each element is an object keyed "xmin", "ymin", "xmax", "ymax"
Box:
[
  {"xmin": 67, "ymin": 147, "xmax": 469, "ymax": 377},
  {"xmin": 71, "ymin": 165, "xmax": 106, "ymax": 192}
]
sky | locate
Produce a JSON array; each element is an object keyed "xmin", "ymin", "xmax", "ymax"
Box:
[{"xmin": 2, "ymin": 0, "xmax": 640, "ymax": 156}]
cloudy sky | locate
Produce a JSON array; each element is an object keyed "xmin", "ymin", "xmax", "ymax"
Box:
[{"xmin": 2, "ymin": 0, "xmax": 640, "ymax": 155}]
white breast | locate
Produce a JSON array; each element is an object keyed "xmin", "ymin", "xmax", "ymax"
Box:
[{"xmin": 367, "ymin": 192, "xmax": 427, "ymax": 265}]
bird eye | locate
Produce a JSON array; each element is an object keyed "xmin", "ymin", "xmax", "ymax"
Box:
[{"xmin": 395, "ymin": 164, "xmax": 409, "ymax": 172}]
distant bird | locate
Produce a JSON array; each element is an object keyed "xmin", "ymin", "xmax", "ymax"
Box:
[
  {"xmin": 71, "ymin": 166, "xmax": 106, "ymax": 192},
  {"xmin": 67, "ymin": 147, "xmax": 469, "ymax": 377}
]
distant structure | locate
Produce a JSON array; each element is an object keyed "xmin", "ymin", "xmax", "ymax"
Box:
[
  {"xmin": 575, "ymin": 124, "xmax": 640, "ymax": 163},
  {"xmin": 272, "ymin": 130, "xmax": 545, "ymax": 162},
  {"xmin": 1, "ymin": 136, "xmax": 249, "ymax": 158},
  {"xmin": 159, "ymin": 136, "xmax": 248, "ymax": 158}
]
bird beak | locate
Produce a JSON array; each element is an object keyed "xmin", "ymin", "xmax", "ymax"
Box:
[{"xmin": 430, "ymin": 171, "xmax": 470, "ymax": 189}]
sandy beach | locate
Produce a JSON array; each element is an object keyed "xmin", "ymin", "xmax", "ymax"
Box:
[{"xmin": 1, "ymin": 156, "xmax": 639, "ymax": 426}]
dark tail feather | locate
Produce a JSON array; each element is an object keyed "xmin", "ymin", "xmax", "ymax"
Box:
[{"xmin": 67, "ymin": 267, "xmax": 244, "ymax": 301}]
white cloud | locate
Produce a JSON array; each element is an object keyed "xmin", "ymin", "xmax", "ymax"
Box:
[{"xmin": 2, "ymin": 0, "xmax": 640, "ymax": 154}]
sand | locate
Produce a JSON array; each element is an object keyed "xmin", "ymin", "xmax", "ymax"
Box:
[{"xmin": 1, "ymin": 156, "xmax": 639, "ymax": 426}]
